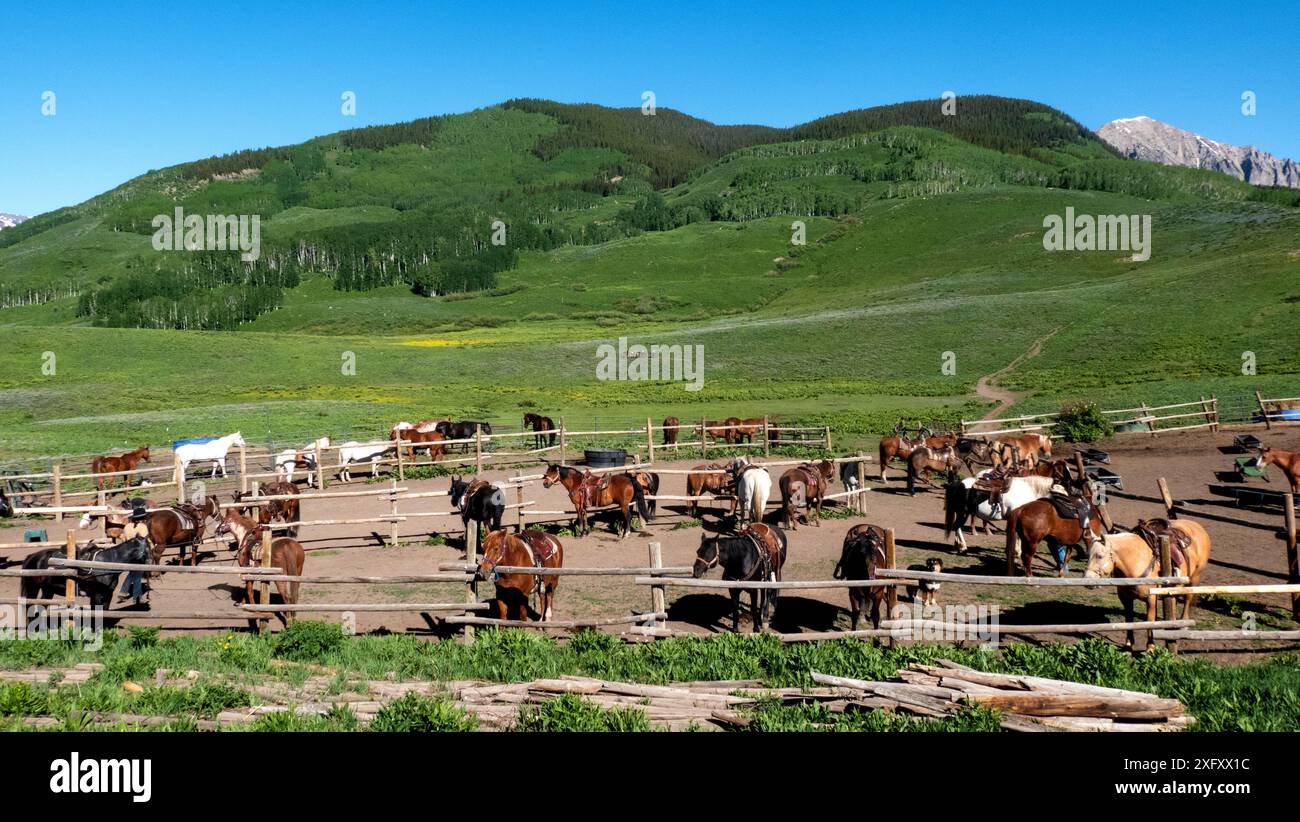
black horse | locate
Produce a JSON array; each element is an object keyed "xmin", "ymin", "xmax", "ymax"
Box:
[
  {"xmin": 449, "ymin": 476, "xmax": 505, "ymax": 556},
  {"xmin": 523, "ymin": 413, "xmax": 557, "ymax": 450},
  {"xmin": 438, "ymin": 421, "xmax": 494, "ymax": 453},
  {"xmin": 20, "ymin": 536, "xmax": 152, "ymax": 613},
  {"xmin": 0, "ymin": 487, "xmax": 11, "ymax": 518},
  {"xmin": 693, "ymin": 525, "xmax": 788, "ymax": 633},
  {"xmin": 627, "ymin": 470, "xmax": 660, "ymax": 518}
]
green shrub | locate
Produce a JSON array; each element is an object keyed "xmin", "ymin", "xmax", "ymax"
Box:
[
  {"xmin": 1051, "ymin": 402, "xmax": 1114, "ymax": 443},
  {"xmin": 369, "ymin": 693, "xmax": 478, "ymax": 732},
  {"xmin": 514, "ymin": 693, "xmax": 651, "ymax": 732},
  {"xmin": 0, "ymin": 682, "xmax": 49, "ymax": 716},
  {"xmin": 272, "ymin": 620, "xmax": 345, "ymax": 662}
]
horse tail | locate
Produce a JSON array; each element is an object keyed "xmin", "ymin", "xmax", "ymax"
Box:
[
  {"xmin": 1005, "ymin": 507, "xmax": 1021, "ymax": 573},
  {"xmin": 906, "ymin": 454, "xmax": 917, "ymax": 495},
  {"xmin": 631, "ymin": 478, "xmax": 653, "ymax": 523},
  {"xmin": 878, "ymin": 439, "xmax": 891, "ymax": 481},
  {"xmin": 944, "ymin": 481, "xmax": 967, "ymax": 539}
]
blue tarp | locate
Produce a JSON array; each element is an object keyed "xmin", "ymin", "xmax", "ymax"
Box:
[{"xmin": 172, "ymin": 437, "xmax": 219, "ymax": 450}]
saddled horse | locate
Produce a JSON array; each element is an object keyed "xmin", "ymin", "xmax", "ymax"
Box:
[
  {"xmin": 1085, "ymin": 519, "xmax": 1211, "ymax": 650},
  {"xmin": 627, "ymin": 470, "xmax": 660, "ymax": 517},
  {"xmin": 662, "ymin": 416, "xmax": 681, "ymax": 447},
  {"xmin": 954, "ymin": 437, "xmax": 1000, "ymax": 472},
  {"xmin": 693, "ymin": 523, "xmax": 787, "ymax": 633},
  {"xmin": 542, "ymin": 465, "xmax": 651, "ymax": 539},
  {"xmin": 21, "ymin": 537, "xmax": 152, "ymax": 613},
  {"xmin": 523, "ymin": 413, "xmax": 557, "ymax": 450},
  {"xmin": 832, "ymin": 524, "xmax": 890, "ymax": 631},
  {"xmin": 274, "ymin": 436, "xmax": 330, "ymax": 487},
  {"xmin": 943, "ymin": 472, "xmax": 1054, "ymax": 553},
  {"xmin": 236, "ymin": 481, "xmax": 301, "ymax": 537},
  {"xmin": 476, "ymin": 529, "xmax": 564, "ymax": 621},
  {"xmin": 733, "ymin": 417, "xmax": 765, "ymax": 445},
  {"xmin": 731, "ymin": 458, "xmax": 772, "ymax": 528},
  {"xmin": 686, "ymin": 463, "xmax": 735, "ymax": 519},
  {"xmin": 778, "ymin": 460, "xmax": 834, "ymax": 529},
  {"xmin": 1255, "ymin": 446, "xmax": 1300, "ymax": 492},
  {"xmin": 217, "ymin": 510, "xmax": 305, "ymax": 626},
  {"xmin": 449, "ymin": 476, "xmax": 506, "ymax": 556},
  {"xmin": 1005, "ymin": 489, "xmax": 1103, "ymax": 577},
  {"xmin": 878, "ymin": 425, "xmax": 957, "ymax": 482},
  {"xmin": 147, "ymin": 496, "xmax": 220, "ymax": 567},
  {"xmin": 906, "ymin": 445, "xmax": 964, "ymax": 496},
  {"xmin": 994, "ymin": 432, "xmax": 1052, "ymax": 468},
  {"xmin": 176, "ymin": 432, "xmax": 246, "ymax": 481},
  {"xmin": 92, "ymin": 446, "xmax": 150, "ymax": 491}
]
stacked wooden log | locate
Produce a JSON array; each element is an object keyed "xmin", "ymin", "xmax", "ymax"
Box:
[{"xmin": 812, "ymin": 659, "xmax": 1193, "ymax": 732}]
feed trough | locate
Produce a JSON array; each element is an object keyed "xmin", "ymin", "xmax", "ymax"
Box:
[
  {"xmin": 584, "ymin": 448, "xmax": 627, "ymax": 468},
  {"xmin": 1233, "ymin": 434, "xmax": 1262, "ymax": 451},
  {"xmin": 1084, "ymin": 466, "xmax": 1123, "ymax": 490},
  {"xmin": 1077, "ymin": 448, "xmax": 1109, "ymax": 464}
]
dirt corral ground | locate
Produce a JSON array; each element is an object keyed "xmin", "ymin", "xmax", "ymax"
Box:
[{"xmin": 3, "ymin": 425, "xmax": 1298, "ymax": 661}]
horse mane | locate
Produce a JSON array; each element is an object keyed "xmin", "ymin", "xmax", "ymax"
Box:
[{"xmin": 1014, "ymin": 475, "xmax": 1054, "ymax": 496}]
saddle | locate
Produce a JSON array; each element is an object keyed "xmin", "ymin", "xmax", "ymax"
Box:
[
  {"xmin": 239, "ymin": 525, "xmax": 270, "ymax": 564},
  {"xmin": 1047, "ymin": 493, "xmax": 1092, "ymax": 537},
  {"xmin": 459, "ymin": 480, "xmax": 491, "ymax": 508},
  {"xmin": 739, "ymin": 523, "xmax": 783, "ymax": 580},
  {"xmin": 1133, "ymin": 519, "xmax": 1192, "ymax": 574},
  {"xmin": 169, "ymin": 503, "xmax": 204, "ymax": 531},
  {"xmin": 520, "ymin": 532, "xmax": 559, "ymax": 566},
  {"xmin": 575, "ymin": 471, "xmax": 607, "ymax": 508}
]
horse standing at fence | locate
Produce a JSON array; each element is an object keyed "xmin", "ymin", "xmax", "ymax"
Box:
[
  {"xmin": 685, "ymin": 463, "xmax": 735, "ymax": 519},
  {"xmin": 628, "ymin": 470, "xmax": 660, "ymax": 517},
  {"xmin": 274, "ymin": 436, "xmax": 330, "ymax": 487},
  {"xmin": 832, "ymin": 524, "xmax": 890, "ymax": 631},
  {"xmin": 216, "ymin": 510, "xmax": 305, "ymax": 626},
  {"xmin": 1255, "ymin": 446, "xmax": 1300, "ymax": 492},
  {"xmin": 993, "ymin": 432, "xmax": 1052, "ymax": 468},
  {"xmin": 778, "ymin": 460, "xmax": 834, "ymax": 529},
  {"xmin": 542, "ymin": 464, "xmax": 651, "ymax": 539},
  {"xmin": 20, "ymin": 537, "xmax": 152, "ymax": 613},
  {"xmin": 523, "ymin": 413, "xmax": 558, "ymax": 450},
  {"xmin": 441, "ymin": 421, "xmax": 493, "ymax": 453},
  {"xmin": 175, "ymin": 432, "xmax": 246, "ymax": 481},
  {"xmin": 91, "ymin": 446, "xmax": 150, "ymax": 491},
  {"xmin": 1005, "ymin": 486, "xmax": 1103, "ymax": 577},
  {"xmin": 906, "ymin": 445, "xmax": 964, "ymax": 496},
  {"xmin": 662, "ymin": 416, "xmax": 680, "ymax": 447},
  {"xmin": 337, "ymin": 441, "xmax": 393, "ymax": 482},
  {"xmin": 697, "ymin": 419, "xmax": 731, "ymax": 445},
  {"xmin": 449, "ymin": 476, "xmax": 506, "ymax": 555},
  {"xmin": 733, "ymin": 417, "xmax": 765, "ymax": 445},
  {"xmin": 236, "ymin": 481, "xmax": 301, "ymax": 537},
  {"xmin": 731, "ymin": 458, "xmax": 772, "ymax": 528},
  {"xmin": 476, "ymin": 529, "xmax": 564, "ymax": 622},
  {"xmin": 954, "ymin": 437, "xmax": 1000, "ymax": 472},
  {"xmin": 145, "ymin": 496, "xmax": 220, "ymax": 567},
  {"xmin": 693, "ymin": 523, "xmax": 787, "ymax": 633},
  {"xmin": 943, "ymin": 472, "xmax": 1054, "ymax": 553},
  {"xmin": 878, "ymin": 425, "xmax": 957, "ymax": 482},
  {"xmin": 1085, "ymin": 519, "xmax": 1211, "ymax": 650}
]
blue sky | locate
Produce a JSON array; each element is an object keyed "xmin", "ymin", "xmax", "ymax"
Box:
[{"xmin": 3, "ymin": 0, "xmax": 1297, "ymax": 217}]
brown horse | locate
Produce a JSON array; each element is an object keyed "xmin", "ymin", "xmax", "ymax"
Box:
[
  {"xmin": 1085, "ymin": 519, "xmax": 1211, "ymax": 650},
  {"xmin": 778, "ymin": 460, "xmax": 834, "ymax": 529},
  {"xmin": 905, "ymin": 445, "xmax": 964, "ymax": 496},
  {"xmin": 662, "ymin": 416, "xmax": 680, "ymax": 447},
  {"xmin": 627, "ymin": 470, "xmax": 660, "ymax": 517},
  {"xmin": 217, "ymin": 510, "xmax": 305, "ymax": 626},
  {"xmin": 523, "ymin": 413, "xmax": 557, "ymax": 450},
  {"xmin": 686, "ymin": 463, "xmax": 735, "ymax": 519},
  {"xmin": 92, "ymin": 446, "xmax": 150, "ymax": 491},
  {"xmin": 1256, "ymin": 446, "xmax": 1300, "ymax": 492},
  {"xmin": 542, "ymin": 464, "xmax": 652, "ymax": 538},
  {"xmin": 697, "ymin": 419, "xmax": 735, "ymax": 445},
  {"xmin": 733, "ymin": 417, "xmax": 765, "ymax": 445},
  {"xmin": 994, "ymin": 432, "xmax": 1052, "ymax": 468},
  {"xmin": 146, "ymin": 496, "xmax": 220, "ymax": 567},
  {"xmin": 392, "ymin": 423, "xmax": 446, "ymax": 464},
  {"xmin": 476, "ymin": 529, "xmax": 564, "ymax": 621},
  {"xmin": 1005, "ymin": 491, "xmax": 1103, "ymax": 577},
  {"xmin": 878, "ymin": 427, "xmax": 956, "ymax": 482},
  {"xmin": 237, "ymin": 482, "xmax": 301, "ymax": 537},
  {"xmin": 832, "ymin": 523, "xmax": 889, "ymax": 631}
]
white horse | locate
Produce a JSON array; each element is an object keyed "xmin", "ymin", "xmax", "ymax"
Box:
[
  {"xmin": 944, "ymin": 471, "xmax": 1053, "ymax": 553},
  {"xmin": 338, "ymin": 441, "xmax": 393, "ymax": 482},
  {"xmin": 176, "ymin": 433, "xmax": 246, "ymax": 480},
  {"xmin": 732, "ymin": 458, "xmax": 772, "ymax": 528},
  {"xmin": 275, "ymin": 436, "xmax": 331, "ymax": 486}
]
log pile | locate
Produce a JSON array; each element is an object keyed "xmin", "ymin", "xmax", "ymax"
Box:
[{"xmin": 812, "ymin": 658, "xmax": 1194, "ymax": 732}]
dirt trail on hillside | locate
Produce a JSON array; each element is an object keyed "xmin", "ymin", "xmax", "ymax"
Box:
[{"xmin": 974, "ymin": 329, "xmax": 1060, "ymax": 420}]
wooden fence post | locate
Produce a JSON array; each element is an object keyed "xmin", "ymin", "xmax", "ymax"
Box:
[
  {"xmin": 475, "ymin": 426, "xmax": 483, "ymax": 475},
  {"xmin": 825, "ymin": 426, "xmax": 833, "ymax": 452},
  {"xmin": 389, "ymin": 478, "xmax": 400, "ymax": 547},
  {"xmin": 855, "ymin": 452, "xmax": 867, "ymax": 513},
  {"xmin": 1140, "ymin": 402, "xmax": 1156, "ymax": 437},
  {"xmin": 97, "ymin": 491, "xmax": 108, "ymax": 537},
  {"xmin": 515, "ymin": 470, "xmax": 525, "ymax": 533},
  {"xmin": 1159, "ymin": 535, "xmax": 1176, "ymax": 653},
  {"xmin": 463, "ymin": 571, "xmax": 477, "ymax": 644},
  {"xmin": 648, "ymin": 541, "xmax": 665, "ymax": 628},
  {"xmin": 1209, "ymin": 393, "xmax": 1220, "ymax": 432},
  {"xmin": 315, "ymin": 439, "xmax": 326, "ymax": 490},
  {"xmin": 1156, "ymin": 477, "xmax": 1175, "ymax": 519},
  {"xmin": 1285, "ymin": 493, "xmax": 1298, "ymax": 621},
  {"xmin": 884, "ymin": 527, "xmax": 897, "ymax": 647},
  {"xmin": 65, "ymin": 530, "xmax": 76, "ymax": 612},
  {"xmin": 763, "ymin": 416, "xmax": 771, "ymax": 458},
  {"xmin": 1256, "ymin": 390, "xmax": 1270, "ymax": 429},
  {"xmin": 396, "ymin": 438, "xmax": 405, "ymax": 481},
  {"xmin": 52, "ymin": 464, "xmax": 63, "ymax": 523},
  {"xmin": 239, "ymin": 444, "xmax": 247, "ymax": 494},
  {"xmin": 646, "ymin": 417, "xmax": 655, "ymax": 464},
  {"xmin": 259, "ymin": 528, "xmax": 272, "ymax": 633},
  {"xmin": 701, "ymin": 417, "xmax": 708, "ymax": 459},
  {"xmin": 559, "ymin": 417, "xmax": 567, "ymax": 466}
]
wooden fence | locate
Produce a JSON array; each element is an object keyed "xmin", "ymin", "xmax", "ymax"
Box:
[{"xmin": 961, "ymin": 395, "xmax": 1220, "ymax": 438}]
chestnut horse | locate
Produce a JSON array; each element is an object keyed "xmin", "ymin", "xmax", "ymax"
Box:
[
  {"xmin": 994, "ymin": 432, "xmax": 1052, "ymax": 468},
  {"xmin": 697, "ymin": 419, "xmax": 735, "ymax": 445},
  {"xmin": 1085, "ymin": 519, "xmax": 1211, "ymax": 650},
  {"xmin": 147, "ymin": 497, "xmax": 220, "ymax": 567},
  {"xmin": 1005, "ymin": 491, "xmax": 1103, "ymax": 577},
  {"xmin": 693, "ymin": 523, "xmax": 787, "ymax": 633},
  {"xmin": 733, "ymin": 417, "xmax": 765, "ymax": 445},
  {"xmin": 662, "ymin": 416, "xmax": 680, "ymax": 447},
  {"xmin": 542, "ymin": 464, "xmax": 652, "ymax": 538},
  {"xmin": 1255, "ymin": 446, "xmax": 1300, "ymax": 492},
  {"xmin": 476, "ymin": 529, "xmax": 564, "ymax": 621},
  {"xmin": 832, "ymin": 523, "xmax": 889, "ymax": 631},
  {"xmin": 236, "ymin": 482, "xmax": 300, "ymax": 537},
  {"xmin": 391, "ymin": 422, "xmax": 447, "ymax": 464},
  {"xmin": 778, "ymin": 460, "xmax": 834, "ymax": 529},
  {"xmin": 92, "ymin": 446, "xmax": 150, "ymax": 491},
  {"xmin": 686, "ymin": 463, "xmax": 735, "ymax": 519},
  {"xmin": 905, "ymin": 445, "xmax": 964, "ymax": 496},
  {"xmin": 878, "ymin": 427, "xmax": 957, "ymax": 482},
  {"xmin": 217, "ymin": 510, "xmax": 305, "ymax": 626},
  {"xmin": 523, "ymin": 413, "xmax": 557, "ymax": 450}
]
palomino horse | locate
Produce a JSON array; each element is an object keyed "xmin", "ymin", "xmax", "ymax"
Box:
[
  {"xmin": 733, "ymin": 417, "xmax": 765, "ymax": 445},
  {"xmin": 476, "ymin": 529, "xmax": 564, "ymax": 621},
  {"xmin": 449, "ymin": 476, "xmax": 506, "ymax": 556},
  {"xmin": 662, "ymin": 416, "xmax": 680, "ymax": 447},
  {"xmin": 21, "ymin": 537, "xmax": 152, "ymax": 613},
  {"xmin": 147, "ymin": 497, "xmax": 221, "ymax": 567},
  {"xmin": 274, "ymin": 437, "xmax": 330, "ymax": 487},
  {"xmin": 686, "ymin": 463, "xmax": 735, "ymax": 519},
  {"xmin": 778, "ymin": 460, "xmax": 834, "ymax": 529},
  {"xmin": 1005, "ymin": 490, "xmax": 1103, "ymax": 577},
  {"xmin": 523, "ymin": 413, "xmax": 557, "ymax": 450},
  {"xmin": 176, "ymin": 433, "xmax": 246, "ymax": 480},
  {"xmin": 91, "ymin": 446, "xmax": 150, "ymax": 491},
  {"xmin": 994, "ymin": 432, "xmax": 1052, "ymax": 468},
  {"xmin": 731, "ymin": 458, "xmax": 772, "ymax": 528},
  {"xmin": 878, "ymin": 426, "xmax": 957, "ymax": 482},
  {"xmin": 905, "ymin": 445, "xmax": 964, "ymax": 496},
  {"xmin": 943, "ymin": 472, "xmax": 1054, "ymax": 553},
  {"xmin": 541, "ymin": 465, "xmax": 651, "ymax": 538},
  {"xmin": 236, "ymin": 481, "xmax": 301, "ymax": 537},
  {"xmin": 693, "ymin": 523, "xmax": 787, "ymax": 633},
  {"xmin": 1255, "ymin": 446, "xmax": 1300, "ymax": 492},
  {"xmin": 1085, "ymin": 519, "xmax": 1211, "ymax": 650},
  {"xmin": 832, "ymin": 523, "xmax": 889, "ymax": 631},
  {"xmin": 217, "ymin": 510, "xmax": 305, "ymax": 626}
]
